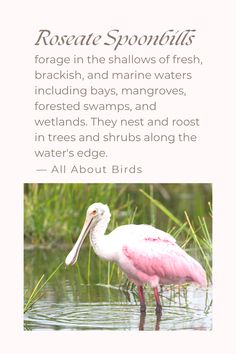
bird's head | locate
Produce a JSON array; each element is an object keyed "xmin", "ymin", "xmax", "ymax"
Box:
[
  {"xmin": 65, "ymin": 203, "xmax": 110, "ymax": 266},
  {"xmin": 86, "ymin": 202, "xmax": 111, "ymax": 222}
]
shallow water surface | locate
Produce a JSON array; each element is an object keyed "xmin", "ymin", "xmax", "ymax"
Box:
[{"xmin": 24, "ymin": 249, "xmax": 212, "ymax": 331}]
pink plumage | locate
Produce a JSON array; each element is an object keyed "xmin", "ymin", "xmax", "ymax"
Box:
[
  {"xmin": 122, "ymin": 238, "xmax": 206, "ymax": 287},
  {"xmin": 108, "ymin": 223, "xmax": 207, "ymax": 288}
]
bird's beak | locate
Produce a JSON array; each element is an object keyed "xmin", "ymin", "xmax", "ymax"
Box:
[{"xmin": 65, "ymin": 213, "xmax": 94, "ymax": 266}]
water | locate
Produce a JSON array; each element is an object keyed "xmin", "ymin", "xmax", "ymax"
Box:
[{"xmin": 24, "ymin": 248, "xmax": 212, "ymax": 331}]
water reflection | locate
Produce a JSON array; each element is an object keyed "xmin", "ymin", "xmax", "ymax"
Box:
[
  {"xmin": 24, "ymin": 249, "xmax": 212, "ymax": 331},
  {"xmin": 138, "ymin": 312, "xmax": 161, "ymax": 331},
  {"xmin": 24, "ymin": 281, "xmax": 212, "ymax": 331}
]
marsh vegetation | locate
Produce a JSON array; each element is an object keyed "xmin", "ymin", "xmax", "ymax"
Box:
[{"xmin": 24, "ymin": 183, "xmax": 212, "ymax": 330}]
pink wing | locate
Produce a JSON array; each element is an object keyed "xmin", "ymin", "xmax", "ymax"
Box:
[{"xmin": 123, "ymin": 239, "xmax": 207, "ymax": 286}]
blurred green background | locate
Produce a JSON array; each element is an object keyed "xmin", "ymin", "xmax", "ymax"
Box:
[{"xmin": 24, "ymin": 183, "xmax": 212, "ymax": 244}]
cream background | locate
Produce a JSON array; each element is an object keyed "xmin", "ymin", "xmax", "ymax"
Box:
[{"xmin": 1, "ymin": 0, "xmax": 235, "ymax": 353}]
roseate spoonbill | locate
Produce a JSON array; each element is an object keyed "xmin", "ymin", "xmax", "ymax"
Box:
[{"xmin": 65, "ymin": 203, "xmax": 207, "ymax": 314}]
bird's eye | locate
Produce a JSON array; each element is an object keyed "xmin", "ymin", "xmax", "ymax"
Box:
[{"xmin": 92, "ymin": 210, "xmax": 97, "ymax": 215}]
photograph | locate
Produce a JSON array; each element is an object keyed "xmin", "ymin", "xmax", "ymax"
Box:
[{"xmin": 24, "ymin": 183, "xmax": 212, "ymax": 331}]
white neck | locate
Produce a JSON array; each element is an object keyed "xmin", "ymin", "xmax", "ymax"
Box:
[{"xmin": 89, "ymin": 216, "xmax": 114, "ymax": 261}]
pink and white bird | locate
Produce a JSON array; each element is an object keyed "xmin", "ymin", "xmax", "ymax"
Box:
[{"xmin": 65, "ymin": 203, "xmax": 207, "ymax": 314}]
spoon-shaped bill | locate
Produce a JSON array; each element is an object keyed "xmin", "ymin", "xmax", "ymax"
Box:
[{"xmin": 65, "ymin": 214, "xmax": 94, "ymax": 266}]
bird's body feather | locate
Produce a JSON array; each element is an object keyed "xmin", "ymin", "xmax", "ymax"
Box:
[{"xmin": 103, "ymin": 224, "xmax": 206, "ymax": 287}]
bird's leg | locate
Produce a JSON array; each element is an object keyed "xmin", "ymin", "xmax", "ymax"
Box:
[
  {"xmin": 153, "ymin": 287, "xmax": 162, "ymax": 315},
  {"xmin": 137, "ymin": 286, "xmax": 146, "ymax": 313}
]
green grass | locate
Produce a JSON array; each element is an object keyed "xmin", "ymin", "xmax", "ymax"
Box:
[
  {"xmin": 24, "ymin": 262, "xmax": 63, "ymax": 313},
  {"xmin": 24, "ymin": 183, "xmax": 211, "ymax": 244}
]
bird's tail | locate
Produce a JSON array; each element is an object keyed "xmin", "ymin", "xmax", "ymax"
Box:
[{"xmin": 191, "ymin": 258, "xmax": 207, "ymax": 287}]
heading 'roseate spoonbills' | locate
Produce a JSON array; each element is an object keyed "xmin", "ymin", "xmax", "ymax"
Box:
[{"xmin": 65, "ymin": 203, "xmax": 207, "ymax": 314}]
